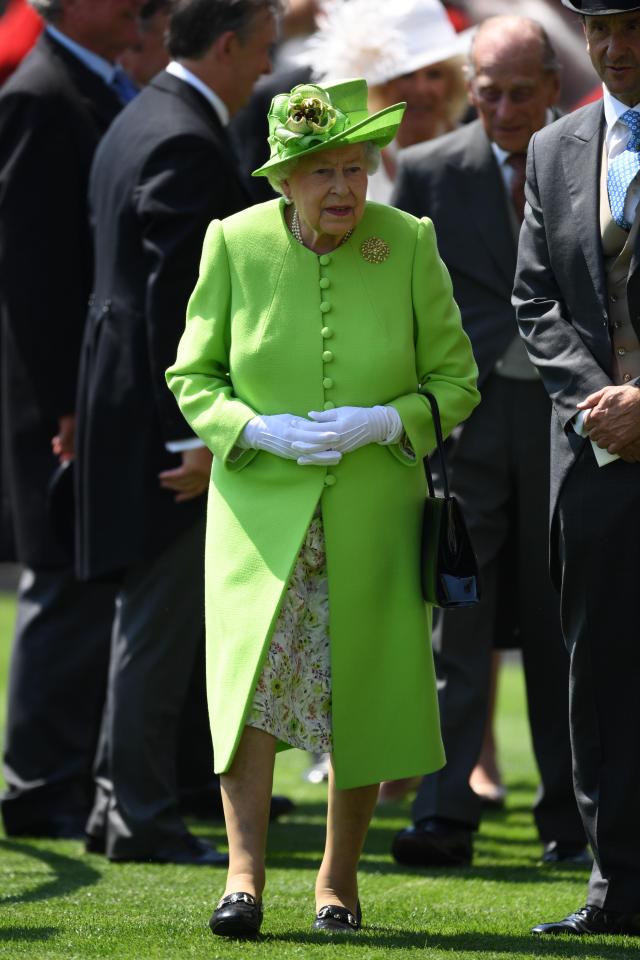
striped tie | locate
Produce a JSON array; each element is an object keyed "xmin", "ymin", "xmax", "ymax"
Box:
[{"xmin": 607, "ymin": 109, "xmax": 640, "ymax": 230}]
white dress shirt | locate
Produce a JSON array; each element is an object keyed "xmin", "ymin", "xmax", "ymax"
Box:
[
  {"xmin": 603, "ymin": 85, "xmax": 640, "ymax": 227},
  {"xmin": 46, "ymin": 24, "xmax": 118, "ymax": 82}
]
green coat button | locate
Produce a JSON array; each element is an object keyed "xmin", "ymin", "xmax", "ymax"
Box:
[
  {"xmin": 319, "ymin": 255, "xmax": 331, "ymax": 266},
  {"xmin": 323, "ymin": 350, "xmax": 334, "ymax": 362},
  {"xmin": 323, "ymin": 400, "xmax": 335, "ymax": 410},
  {"xmin": 320, "ymin": 302, "xmax": 331, "ymax": 313},
  {"xmin": 321, "ymin": 327, "xmax": 333, "ymax": 339},
  {"xmin": 319, "ymin": 278, "xmax": 330, "ymax": 289},
  {"xmin": 324, "ymin": 474, "xmax": 336, "ymax": 486},
  {"xmin": 323, "ymin": 377, "xmax": 333, "ymax": 389}
]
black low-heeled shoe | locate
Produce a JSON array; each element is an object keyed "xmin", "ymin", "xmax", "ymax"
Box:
[
  {"xmin": 209, "ymin": 892, "xmax": 263, "ymax": 939},
  {"xmin": 313, "ymin": 900, "xmax": 362, "ymax": 933}
]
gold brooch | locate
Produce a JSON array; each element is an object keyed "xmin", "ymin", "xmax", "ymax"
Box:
[{"xmin": 360, "ymin": 236, "xmax": 390, "ymax": 264}]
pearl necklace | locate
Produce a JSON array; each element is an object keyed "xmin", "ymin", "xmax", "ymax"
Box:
[{"xmin": 290, "ymin": 207, "xmax": 354, "ymax": 249}]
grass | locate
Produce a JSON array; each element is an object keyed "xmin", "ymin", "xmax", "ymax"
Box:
[{"xmin": 0, "ymin": 590, "xmax": 639, "ymax": 959}]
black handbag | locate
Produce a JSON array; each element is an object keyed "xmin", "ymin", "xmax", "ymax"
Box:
[{"xmin": 421, "ymin": 392, "xmax": 480, "ymax": 608}]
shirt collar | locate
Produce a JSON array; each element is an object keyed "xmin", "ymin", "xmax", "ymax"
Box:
[
  {"xmin": 490, "ymin": 109, "xmax": 556, "ymax": 169},
  {"xmin": 46, "ymin": 25, "xmax": 117, "ymax": 84},
  {"xmin": 165, "ymin": 61, "xmax": 229, "ymax": 126},
  {"xmin": 603, "ymin": 84, "xmax": 640, "ymax": 144}
]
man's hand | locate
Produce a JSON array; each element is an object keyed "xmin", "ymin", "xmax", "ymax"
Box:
[
  {"xmin": 51, "ymin": 415, "xmax": 75, "ymax": 463},
  {"xmin": 158, "ymin": 447, "xmax": 212, "ymax": 502},
  {"xmin": 616, "ymin": 438, "xmax": 640, "ymax": 463},
  {"xmin": 577, "ymin": 385, "xmax": 640, "ymax": 453}
]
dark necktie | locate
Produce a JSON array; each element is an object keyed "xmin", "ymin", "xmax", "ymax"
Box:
[
  {"xmin": 110, "ymin": 66, "xmax": 139, "ymax": 105},
  {"xmin": 506, "ymin": 152, "xmax": 527, "ymax": 224}
]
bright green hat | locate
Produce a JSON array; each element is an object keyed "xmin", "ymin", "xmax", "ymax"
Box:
[{"xmin": 252, "ymin": 78, "xmax": 406, "ymax": 178}]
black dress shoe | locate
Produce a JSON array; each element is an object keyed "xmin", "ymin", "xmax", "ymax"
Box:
[
  {"xmin": 313, "ymin": 900, "xmax": 362, "ymax": 933},
  {"xmin": 84, "ymin": 832, "xmax": 106, "ymax": 855},
  {"xmin": 180, "ymin": 786, "xmax": 294, "ymax": 823},
  {"xmin": 209, "ymin": 892, "xmax": 263, "ymax": 939},
  {"xmin": 392, "ymin": 818, "xmax": 473, "ymax": 867},
  {"xmin": 268, "ymin": 795, "xmax": 295, "ymax": 821},
  {"xmin": 109, "ymin": 835, "xmax": 228, "ymax": 866},
  {"xmin": 532, "ymin": 904, "xmax": 640, "ymax": 936},
  {"xmin": 541, "ymin": 841, "xmax": 592, "ymax": 865}
]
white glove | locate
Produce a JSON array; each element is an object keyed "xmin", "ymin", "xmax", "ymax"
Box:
[
  {"xmin": 297, "ymin": 405, "xmax": 403, "ymax": 458},
  {"xmin": 239, "ymin": 414, "xmax": 342, "ymax": 465}
]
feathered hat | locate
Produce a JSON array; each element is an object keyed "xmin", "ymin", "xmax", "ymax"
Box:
[{"xmin": 299, "ymin": 0, "xmax": 470, "ymax": 87}]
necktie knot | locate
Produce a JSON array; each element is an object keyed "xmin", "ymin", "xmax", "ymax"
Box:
[
  {"xmin": 622, "ymin": 109, "xmax": 640, "ymax": 151},
  {"xmin": 506, "ymin": 152, "xmax": 527, "ymax": 223},
  {"xmin": 110, "ymin": 66, "xmax": 139, "ymax": 105}
]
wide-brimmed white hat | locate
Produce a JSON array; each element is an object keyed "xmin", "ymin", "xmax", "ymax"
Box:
[{"xmin": 299, "ymin": 0, "xmax": 471, "ymax": 87}]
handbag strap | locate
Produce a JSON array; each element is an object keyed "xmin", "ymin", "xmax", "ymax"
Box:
[{"xmin": 423, "ymin": 391, "xmax": 451, "ymax": 500}]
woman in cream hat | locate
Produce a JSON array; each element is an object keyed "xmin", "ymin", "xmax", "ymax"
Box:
[
  {"xmin": 168, "ymin": 77, "xmax": 478, "ymax": 939},
  {"xmin": 301, "ymin": 0, "xmax": 470, "ymax": 201}
]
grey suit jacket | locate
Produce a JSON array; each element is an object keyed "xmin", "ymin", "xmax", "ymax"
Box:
[
  {"xmin": 512, "ymin": 101, "xmax": 638, "ymax": 528},
  {"xmin": 392, "ymin": 120, "xmax": 519, "ymax": 388}
]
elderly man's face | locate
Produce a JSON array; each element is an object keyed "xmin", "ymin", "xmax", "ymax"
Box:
[
  {"xmin": 60, "ymin": 0, "xmax": 144, "ymax": 61},
  {"xmin": 468, "ymin": 33, "xmax": 559, "ymax": 154},
  {"xmin": 585, "ymin": 12, "xmax": 640, "ymax": 107}
]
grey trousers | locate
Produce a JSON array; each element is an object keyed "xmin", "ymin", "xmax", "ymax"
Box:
[
  {"xmin": 86, "ymin": 517, "xmax": 206, "ymax": 858},
  {"xmin": 1, "ymin": 566, "xmax": 115, "ymax": 832},
  {"xmin": 557, "ymin": 446, "xmax": 640, "ymax": 912},
  {"xmin": 413, "ymin": 376, "xmax": 584, "ymax": 845}
]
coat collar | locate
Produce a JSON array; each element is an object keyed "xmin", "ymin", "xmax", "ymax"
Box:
[
  {"xmin": 561, "ymin": 102, "xmax": 608, "ymax": 311},
  {"xmin": 39, "ymin": 31, "xmax": 122, "ymax": 132},
  {"xmin": 444, "ymin": 121, "xmax": 517, "ymax": 294}
]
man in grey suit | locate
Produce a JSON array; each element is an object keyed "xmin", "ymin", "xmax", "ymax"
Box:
[
  {"xmin": 513, "ymin": 0, "xmax": 640, "ymax": 938},
  {"xmin": 391, "ymin": 15, "xmax": 586, "ymax": 868}
]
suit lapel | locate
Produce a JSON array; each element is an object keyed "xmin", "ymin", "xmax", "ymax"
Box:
[
  {"xmin": 448, "ymin": 123, "xmax": 516, "ymax": 294},
  {"xmin": 41, "ymin": 33, "xmax": 122, "ymax": 132},
  {"xmin": 560, "ymin": 103, "xmax": 607, "ymax": 312},
  {"xmin": 150, "ymin": 73, "xmax": 251, "ymax": 204}
]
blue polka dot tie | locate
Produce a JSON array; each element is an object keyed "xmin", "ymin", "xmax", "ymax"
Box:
[{"xmin": 607, "ymin": 109, "xmax": 640, "ymax": 230}]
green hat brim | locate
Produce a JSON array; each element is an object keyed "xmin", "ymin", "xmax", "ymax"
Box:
[{"xmin": 252, "ymin": 101, "xmax": 406, "ymax": 178}]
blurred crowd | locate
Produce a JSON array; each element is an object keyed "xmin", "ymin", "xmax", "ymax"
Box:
[{"xmin": 0, "ymin": 0, "xmax": 598, "ymax": 870}]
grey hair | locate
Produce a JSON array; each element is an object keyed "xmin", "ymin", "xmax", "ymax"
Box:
[
  {"xmin": 466, "ymin": 16, "xmax": 560, "ymax": 82},
  {"xmin": 28, "ymin": 0, "xmax": 63, "ymax": 21},
  {"xmin": 266, "ymin": 140, "xmax": 381, "ymax": 196}
]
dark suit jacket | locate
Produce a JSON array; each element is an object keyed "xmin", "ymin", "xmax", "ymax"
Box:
[
  {"xmin": 0, "ymin": 32, "xmax": 122, "ymax": 566},
  {"xmin": 392, "ymin": 120, "xmax": 520, "ymax": 388},
  {"xmin": 513, "ymin": 102, "xmax": 629, "ymax": 528},
  {"xmin": 76, "ymin": 71, "xmax": 251, "ymax": 580}
]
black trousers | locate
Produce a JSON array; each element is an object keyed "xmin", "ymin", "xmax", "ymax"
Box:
[
  {"xmin": 86, "ymin": 517, "xmax": 207, "ymax": 857},
  {"xmin": 413, "ymin": 376, "xmax": 584, "ymax": 844},
  {"xmin": 1, "ymin": 566, "xmax": 115, "ymax": 832},
  {"xmin": 557, "ymin": 445, "xmax": 640, "ymax": 912}
]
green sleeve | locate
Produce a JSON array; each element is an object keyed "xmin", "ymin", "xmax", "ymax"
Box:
[
  {"xmin": 387, "ymin": 217, "xmax": 480, "ymax": 465},
  {"xmin": 165, "ymin": 220, "xmax": 257, "ymax": 469}
]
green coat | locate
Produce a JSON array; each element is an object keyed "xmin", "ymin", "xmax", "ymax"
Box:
[{"xmin": 167, "ymin": 198, "xmax": 479, "ymax": 789}]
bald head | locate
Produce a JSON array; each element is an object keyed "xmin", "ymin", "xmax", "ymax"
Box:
[{"xmin": 467, "ymin": 15, "xmax": 560, "ymax": 154}]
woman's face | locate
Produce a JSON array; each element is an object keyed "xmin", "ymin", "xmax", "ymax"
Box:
[
  {"xmin": 373, "ymin": 61, "xmax": 455, "ymax": 148},
  {"xmin": 281, "ymin": 143, "xmax": 368, "ymax": 252}
]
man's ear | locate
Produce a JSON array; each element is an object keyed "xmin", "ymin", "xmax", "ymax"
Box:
[{"xmin": 213, "ymin": 29, "xmax": 240, "ymax": 64}]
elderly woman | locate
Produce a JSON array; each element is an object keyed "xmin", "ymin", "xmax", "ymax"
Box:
[
  {"xmin": 167, "ymin": 79, "xmax": 479, "ymax": 939},
  {"xmin": 301, "ymin": 0, "xmax": 470, "ymax": 202}
]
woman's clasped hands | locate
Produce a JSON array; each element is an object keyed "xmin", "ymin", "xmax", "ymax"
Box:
[{"xmin": 240, "ymin": 406, "xmax": 402, "ymax": 466}]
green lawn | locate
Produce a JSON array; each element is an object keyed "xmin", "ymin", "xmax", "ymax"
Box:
[{"xmin": 0, "ymin": 591, "xmax": 638, "ymax": 959}]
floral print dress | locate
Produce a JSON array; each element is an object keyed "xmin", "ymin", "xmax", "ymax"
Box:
[{"xmin": 247, "ymin": 508, "xmax": 332, "ymax": 753}]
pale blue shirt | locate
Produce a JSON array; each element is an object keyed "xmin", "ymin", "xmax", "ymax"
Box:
[{"xmin": 46, "ymin": 24, "xmax": 118, "ymax": 83}]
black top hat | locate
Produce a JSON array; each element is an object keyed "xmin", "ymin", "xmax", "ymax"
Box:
[{"xmin": 561, "ymin": 0, "xmax": 640, "ymax": 12}]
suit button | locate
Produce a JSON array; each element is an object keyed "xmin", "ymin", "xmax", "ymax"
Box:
[
  {"xmin": 320, "ymin": 302, "xmax": 331, "ymax": 313},
  {"xmin": 323, "ymin": 400, "xmax": 335, "ymax": 410},
  {"xmin": 322, "ymin": 350, "xmax": 334, "ymax": 362},
  {"xmin": 323, "ymin": 377, "xmax": 333, "ymax": 389},
  {"xmin": 319, "ymin": 255, "xmax": 331, "ymax": 266},
  {"xmin": 614, "ymin": 321, "xmax": 624, "ymax": 329},
  {"xmin": 610, "ymin": 294, "xmax": 618, "ymax": 303},
  {"xmin": 617, "ymin": 347, "xmax": 626, "ymax": 356},
  {"xmin": 321, "ymin": 326, "xmax": 333, "ymax": 339},
  {"xmin": 324, "ymin": 474, "xmax": 336, "ymax": 486},
  {"xmin": 319, "ymin": 278, "xmax": 330, "ymax": 289},
  {"xmin": 624, "ymin": 373, "xmax": 632, "ymax": 382}
]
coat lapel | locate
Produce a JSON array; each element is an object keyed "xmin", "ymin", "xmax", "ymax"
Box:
[
  {"xmin": 560, "ymin": 103, "xmax": 607, "ymax": 312},
  {"xmin": 447, "ymin": 123, "xmax": 516, "ymax": 295}
]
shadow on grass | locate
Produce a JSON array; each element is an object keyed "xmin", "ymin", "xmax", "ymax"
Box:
[
  {"xmin": 0, "ymin": 928, "xmax": 58, "ymax": 943},
  {"xmin": 0, "ymin": 840, "xmax": 100, "ymax": 906},
  {"xmin": 274, "ymin": 928, "xmax": 640, "ymax": 955}
]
